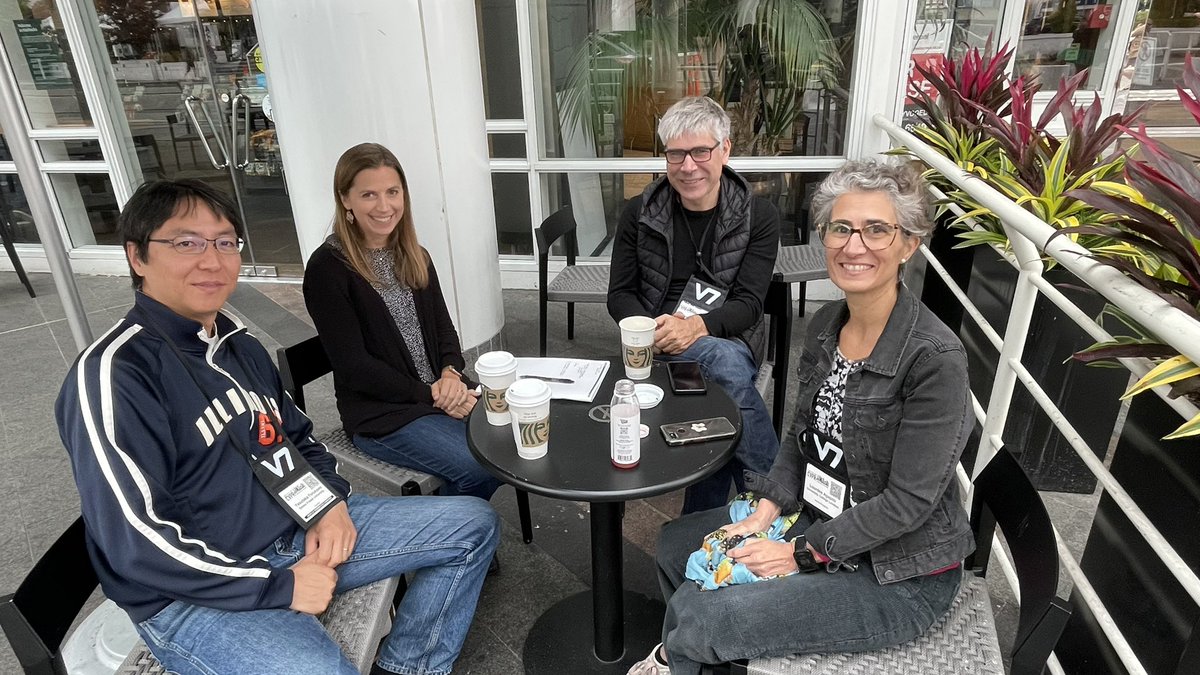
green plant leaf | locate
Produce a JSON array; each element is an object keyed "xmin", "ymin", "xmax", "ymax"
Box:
[
  {"xmin": 1164, "ymin": 413, "xmax": 1200, "ymax": 439},
  {"xmin": 1123, "ymin": 355, "xmax": 1200, "ymax": 399}
]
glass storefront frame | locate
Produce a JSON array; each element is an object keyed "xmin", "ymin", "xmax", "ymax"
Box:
[{"xmin": 2, "ymin": 0, "xmax": 1196, "ymax": 285}]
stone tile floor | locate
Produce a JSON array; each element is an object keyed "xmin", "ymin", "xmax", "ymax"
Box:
[{"xmin": 0, "ymin": 272, "xmax": 1101, "ymax": 674}]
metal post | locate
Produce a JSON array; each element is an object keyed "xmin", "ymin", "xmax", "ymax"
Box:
[
  {"xmin": 0, "ymin": 46, "xmax": 93, "ymax": 352},
  {"xmin": 590, "ymin": 501, "xmax": 624, "ymax": 662}
]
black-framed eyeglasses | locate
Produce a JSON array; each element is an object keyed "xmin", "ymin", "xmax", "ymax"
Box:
[
  {"xmin": 816, "ymin": 221, "xmax": 902, "ymax": 250},
  {"xmin": 664, "ymin": 143, "xmax": 721, "ymax": 165},
  {"xmin": 148, "ymin": 235, "xmax": 245, "ymax": 255}
]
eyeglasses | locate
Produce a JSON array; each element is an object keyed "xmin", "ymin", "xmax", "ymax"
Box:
[
  {"xmin": 664, "ymin": 143, "xmax": 721, "ymax": 165},
  {"xmin": 148, "ymin": 235, "xmax": 244, "ymax": 255},
  {"xmin": 816, "ymin": 222, "xmax": 902, "ymax": 250}
]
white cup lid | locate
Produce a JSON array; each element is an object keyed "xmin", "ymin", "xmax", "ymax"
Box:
[
  {"xmin": 475, "ymin": 350, "xmax": 517, "ymax": 375},
  {"xmin": 506, "ymin": 377, "xmax": 551, "ymax": 405},
  {"xmin": 633, "ymin": 383, "xmax": 664, "ymax": 409}
]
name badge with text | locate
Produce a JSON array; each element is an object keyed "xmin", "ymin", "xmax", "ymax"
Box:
[
  {"xmin": 249, "ymin": 412, "xmax": 342, "ymax": 528},
  {"xmin": 674, "ymin": 275, "xmax": 727, "ymax": 318}
]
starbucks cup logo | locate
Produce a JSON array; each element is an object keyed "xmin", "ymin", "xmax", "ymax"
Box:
[
  {"xmin": 624, "ymin": 344, "xmax": 653, "ymax": 369},
  {"xmin": 483, "ymin": 385, "xmax": 509, "ymax": 414},
  {"xmin": 519, "ymin": 418, "xmax": 550, "ymax": 447}
]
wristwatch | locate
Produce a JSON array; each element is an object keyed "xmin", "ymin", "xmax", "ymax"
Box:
[{"xmin": 792, "ymin": 535, "xmax": 822, "ymax": 574}]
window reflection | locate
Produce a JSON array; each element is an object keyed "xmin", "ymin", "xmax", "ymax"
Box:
[
  {"xmin": 0, "ymin": 173, "xmax": 37, "ymax": 244},
  {"xmin": 1016, "ymin": 1, "xmax": 1117, "ymax": 91},
  {"xmin": 0, "ymin": 0, "xmax": 93, "ymax": 129},
  {"xmin": 536, "ymin": 0, "xmax": 856, "ymax": 160}
]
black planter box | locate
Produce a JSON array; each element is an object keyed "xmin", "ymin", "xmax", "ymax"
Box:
[
  {"xmin": 1055, "ymin": 393, "xmax": 1200, "ymax": 674},
  {"xmin": 921, "ymin": 234, "xmax": 1126, "ymax": 493}
]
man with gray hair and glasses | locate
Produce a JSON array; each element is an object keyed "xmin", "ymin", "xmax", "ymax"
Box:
[{"xmin": 608, "ymin": 95, "xmax": 780, "ymax": 514}]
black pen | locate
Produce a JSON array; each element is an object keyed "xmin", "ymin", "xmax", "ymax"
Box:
[{"xmin": 519, "ymin": 375, "xmax": 575, "ymax": 384}]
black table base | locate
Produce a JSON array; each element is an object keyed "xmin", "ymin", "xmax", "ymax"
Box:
[{"xmin": 523, "ymin": 590, "xmax": 665, "ymax": 674}]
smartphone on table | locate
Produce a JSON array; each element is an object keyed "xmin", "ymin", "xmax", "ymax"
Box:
[
  {"xmin": 660, "ymin": 417, "xmax": 737, "ymax": 446},
  {"xmin": 667, "ymin": 360, "xmax": 706, "ymax": 395}
]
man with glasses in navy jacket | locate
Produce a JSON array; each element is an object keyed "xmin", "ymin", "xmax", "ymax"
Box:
[{"xmin": 56, "ymin": 179, "xmax": 498, "ymax": 675}]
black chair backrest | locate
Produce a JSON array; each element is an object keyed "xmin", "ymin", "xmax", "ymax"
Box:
[
  {"xmin": 276, "ymin": 335, "xmax": 332, "ymax": 414},
  {"xmin": 968, "ymin": 447, "xmax": 1072, "ymax": 675},
  {"xmin": 0, "ymin": 517, "xmax": 98, "ymax": 675},
  {"xmin": 534, "ymin": 207, "xmax": 579, "ymax": 266}
]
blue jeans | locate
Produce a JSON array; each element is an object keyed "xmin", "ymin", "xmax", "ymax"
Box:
[
  {"xmin": 354, "ymin": 413, "xmax": 502, "ymax": 499},
  {"xmin": 660, "ymin": 337, "xmax": 779, "ymax": 513},
  {"xmin": 135, "ymin": 494, "xmax": 500, "ymax": 675},
  {"xmin": 654, "ymin": 507, "xmax": 962, "ymax": 675}
]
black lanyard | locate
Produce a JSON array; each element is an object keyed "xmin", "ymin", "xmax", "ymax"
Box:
[{"xmin": 677, "ymin": 199, "xmax": 719, "ymax": 280}]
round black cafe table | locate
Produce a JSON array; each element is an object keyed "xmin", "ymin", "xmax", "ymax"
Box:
[{"xmin": 467, "ymin": 359, "xmax": 741, "ymax": 673}]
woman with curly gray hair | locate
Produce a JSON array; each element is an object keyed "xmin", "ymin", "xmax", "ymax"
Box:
[{"xmin": 631, "ymin": 160, "xmax": 973, "ymax": 675}]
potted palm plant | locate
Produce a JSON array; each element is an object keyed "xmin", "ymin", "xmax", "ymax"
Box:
[{"xmin": 557, "ymin": 0, "xmax": 843, "ymax": 159}]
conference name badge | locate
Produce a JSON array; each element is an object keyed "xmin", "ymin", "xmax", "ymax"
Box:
[{"xmin": 673, "ymin": 276, "xmax": 727, "ymax": 318}]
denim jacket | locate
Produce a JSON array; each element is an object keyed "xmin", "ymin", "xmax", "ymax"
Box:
[{"xmin": 745, "ymin": 286, "xmax": 975, "ymax": 584}]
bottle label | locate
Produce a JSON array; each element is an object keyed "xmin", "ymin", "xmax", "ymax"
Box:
[{"xmin": 610, "ymin": 402, "xmax": 640, "ymax": 468}]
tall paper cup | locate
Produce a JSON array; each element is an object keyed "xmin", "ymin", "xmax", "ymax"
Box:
[
  {"xmin": 474, "ymin": 351, "xmax": 518, "ymax": 426},
  {"xmin": 505, "ymin": 378, "xmax": 551, "ymax": 459},
  {"xmin": 619, "ymin": 315, "xmax": 657, "ymax": 380}
]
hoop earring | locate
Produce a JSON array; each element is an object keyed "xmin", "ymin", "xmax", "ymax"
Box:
[{"xmin": 346, "ymin": 211, "xmax": 355, "ymax": 224}]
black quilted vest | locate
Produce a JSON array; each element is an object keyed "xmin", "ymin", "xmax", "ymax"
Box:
[{"xmin": 633, "ymin": 168, "xmax": 767, "ymax": 362}]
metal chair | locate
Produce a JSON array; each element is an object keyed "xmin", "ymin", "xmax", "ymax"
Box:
[
  {"xmin": 276, "ymin": 336, "xmax": 535, "ymax": 544},
  {"xmin": 536, "ymin": 207, "xmax": 610, "ymax": 357},
  {"xmin": 723, "ymin": 446, "xmax": 1071, "ymax": 675}
]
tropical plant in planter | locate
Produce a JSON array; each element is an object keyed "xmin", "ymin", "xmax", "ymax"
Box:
[
  {"xmin": 1062, "ymin": 61, "xmax": 1200, "ymax": 439},
  {"xmin": 899, "ymin": 42, "xmax": 1151, "ymax": 265}
]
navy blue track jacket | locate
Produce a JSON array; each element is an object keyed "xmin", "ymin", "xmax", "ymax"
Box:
[{"xmin": 56, "ymin": 293, "xmax": 351, "ymax": 623}]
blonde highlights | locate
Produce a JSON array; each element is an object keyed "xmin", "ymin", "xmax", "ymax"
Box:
[{"xmin": 331, "ymin": 143, "xmax": 428, "ymax": 289}]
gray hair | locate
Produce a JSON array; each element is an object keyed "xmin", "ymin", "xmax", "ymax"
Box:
[
  {"xmin": 810, "ymin": 160, "xmax": 933, "ymax": 239},
  {"xmin": 657, "ymin": 96, "xmax": 730, "ymax": 145}
]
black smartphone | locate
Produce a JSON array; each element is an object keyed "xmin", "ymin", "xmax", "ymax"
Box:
[
  {"xmin": 660, "ymin": 417, "xmax": 737, "ymax": 445},
  {"xmin": 667, "ymin": 361, "xmax": 706, "ymax": 395}
]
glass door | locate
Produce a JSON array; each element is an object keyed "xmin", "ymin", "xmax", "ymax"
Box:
[{"xmin": 97, "ymin": 0, "xmax": 301, "ymax": 277}]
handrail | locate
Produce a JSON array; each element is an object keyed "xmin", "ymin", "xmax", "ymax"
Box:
[
  {"xmin": 874, "ymin": 113, "xmax": 1200, "ymax": 372},
  {"xmin": 873, "ymin": 112, "xmax": 1200, "ymax": 675}
]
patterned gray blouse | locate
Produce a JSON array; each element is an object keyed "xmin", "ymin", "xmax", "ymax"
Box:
[{"xmin": 367, "ymin": 248, "xmax": 438, "ymax": 384}]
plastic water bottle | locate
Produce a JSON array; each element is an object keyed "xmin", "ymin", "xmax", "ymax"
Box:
[{"xmin": 610, "ymin": 379, "xmax": 641, "ymax": 468}]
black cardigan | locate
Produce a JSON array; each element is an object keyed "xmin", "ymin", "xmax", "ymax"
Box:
[{"xmin": 302, "ymin": 243, "xmax": 468, "ymax": 438}]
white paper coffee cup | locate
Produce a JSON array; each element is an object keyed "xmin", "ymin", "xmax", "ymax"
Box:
[
  {"xmin": 618, "ymin": 315, "xmax": 657, "ymax": 380},
  {"xmin": 474, "ymin": 351, "xmax": 518, "ymax": 426},
  {"xmin": 505, "ymin": 378, "xmax": 551, "ymax": 459}
]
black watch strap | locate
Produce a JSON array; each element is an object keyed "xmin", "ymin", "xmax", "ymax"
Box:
[{"xmin": 793, "ymin": 535, "xmax": 822, "ymax": 574}]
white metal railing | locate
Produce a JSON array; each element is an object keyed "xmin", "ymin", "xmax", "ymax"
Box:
[{"xmin": 875, "ymin": 112, "xmax": 1200, "ymax": 675}]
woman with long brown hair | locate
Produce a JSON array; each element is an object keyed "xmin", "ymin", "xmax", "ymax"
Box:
[{"xmin": 303, "ymin": 142, "xmax": 500, "ymax": 500}]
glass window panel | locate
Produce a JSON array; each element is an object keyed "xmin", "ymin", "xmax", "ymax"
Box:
[
  {"xmin": 1129, "ymin": 1, "xmax": 1200, "ymax": 90},
  {"xmin": 0, "ymin": 173, "xmax": 37, "ymax": 244},
  {"xmin": 909, "ymin": 1, "xmax": 1008, "ymax": 108},
  {"xmin": 538, "ymin": 170, "xmax": 828, "ymax": 258},
  {"xmin": 535, "ymin": 0, "xmax": 856, "ymax": 160},
  {"xmin": 1015, "ymin": 1, "xmax": 1119, "ymax": 91},
  {"xmin": 1132, "ymin": 99, "xmax": 1200, "ymax": 127},
  {"xmin": 38, "ymin": 139, "xmax": 105, "ymax": 162},
  {"xmin": 1117, "ymin": 134, "xmax": 1200, "ymax": 158},
  {"xmin": 478, "ymin": 0, "xmax": 524, "ymax": 119},
  {"xmin": 0, "ymin": 0, "xmax": 93, "ymax": 129},
  {"xmin": 48, "ymin": 173, "xmax": 120, "ymax": 247},
  {"xmin": 494, "ymin": 173, "xmax": 533, "ymax": 254},
  {"xmin": 488, "ymin": 133, "xmax": 526, "ymax": 158}
]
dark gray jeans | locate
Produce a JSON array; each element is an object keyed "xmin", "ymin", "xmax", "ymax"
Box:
[{"xmin": 656, "ymin": 507, "xmax": 963, "ymax": 675}]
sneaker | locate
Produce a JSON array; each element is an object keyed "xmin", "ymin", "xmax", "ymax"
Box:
[{"xmin": 627, "ymin": 643, "xmax": 670, "ymax": 675}]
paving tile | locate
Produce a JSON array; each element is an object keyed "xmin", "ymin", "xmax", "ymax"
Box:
[{"xmin": 9, "ymin": 446, "xmax": 81, "ymax": 529}]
